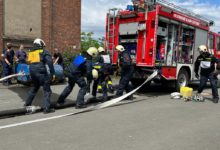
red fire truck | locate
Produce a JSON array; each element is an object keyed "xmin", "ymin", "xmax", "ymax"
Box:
[{"xmin": 105, "ymin": 0, "xmax": 220, "ymax": 90}]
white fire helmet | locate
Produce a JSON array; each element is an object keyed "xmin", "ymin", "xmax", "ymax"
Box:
[
  {"xmin": 116, "ymin": 45, "xmax": 125, "ymax": 52},
  {"xmin": 170, "ymin": 92, "xmax": 181, "ymax": 99},
  {"xmin": 98, "ymin": 47, "xmax": 105, "ymax": 53},
  {"xmin": 92, "ymin": 69, "xmax": 99, "ymax": 79},
  {"xmin": 198, "ymin": 45, "xmax": 208, "ymax": 53},
  {"xmin": 87, "ymin": 47, "xmax": 98, "ymax": 57},
  {"xmin": 33, "ymin": 38, "xmax": 46, "ymax": 48}
]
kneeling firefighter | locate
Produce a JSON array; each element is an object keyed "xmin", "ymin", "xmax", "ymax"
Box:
[
  {"xmin": 115, "ymin": 45, "xmax": 134, "ymax": 99},
  {"xmin": 25, "ymin": 38, "xmax": 55, "ymax": 113},
  {"xmin": 92, "ymin": 47, "xmax": 114, "ymax": 101},
  {"xmin": 57, "ymin": 47, "xmax": 98, "ymax": 108}
]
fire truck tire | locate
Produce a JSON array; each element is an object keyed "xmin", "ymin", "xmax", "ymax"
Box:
[
  {"xmin": 131, "ymin": 79, "xmax": 151, "ymax": 89},
  {"xmin": 175, "ymin": 69, "xmax": 189, "ymax": 91}
]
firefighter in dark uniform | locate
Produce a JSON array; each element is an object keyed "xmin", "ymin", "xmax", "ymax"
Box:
[
  {"xmin": 25, "ymin": 38, "xmax": 55, "ymax": 113},
  {"xmin": 194, "ymin": 45, "xmax": 220, "ymax": 103},
  {"xmin": 115, "ymin": 45, "xmax": 134, "ymax": 99},
  {"xmin": 57, "ymin": 47, "xmax": 98, "ymax": 108},
  {"xmin": 92, "ymin": 47, "xmax": 113, "ymax": 101}
]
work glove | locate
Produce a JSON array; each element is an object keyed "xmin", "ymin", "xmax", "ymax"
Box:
[
  {"xmin": 51, "ymin": 74, "xmax": 56, "ymax": 82},
  {"xmin": 195, "ymin": 73, "xmax": 199, "ymax": 79},
  {"xmin": 211, "ymin": 70, "xmax": 220, "ymax": 76}
]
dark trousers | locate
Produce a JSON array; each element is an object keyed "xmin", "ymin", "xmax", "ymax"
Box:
[
  {"xmin": 57, "ymin": 75, "xmax": 87, "ymax": 106},
  {"xmin": 2, "ymin": 62, "xmax": 12, "ymax": 83},
  {"xmin": 92, "ymin": 77, "xmax": 99, "ymax": 97},
  {"xmin": 92, "ymin": 74, "xmax": 108, "ymax": 100},
  {"xmin": 25, "ymin": 72, "xmax": 52, "ymax": 109},
  {"xmin": 116, "ymin": 69, "xmax": 133, "ymax": 97},
  {"xmin": 100, "ymin": 74, "xmax": 108, "ymax": 101},
  {"xmin": 198, "ymin": 74, "xmax": 219, "ymax": 99}
]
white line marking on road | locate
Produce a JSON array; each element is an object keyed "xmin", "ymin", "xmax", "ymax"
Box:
[{"xmin": 0, "ymin": 113, "xmax": 74, "ymax": 130}]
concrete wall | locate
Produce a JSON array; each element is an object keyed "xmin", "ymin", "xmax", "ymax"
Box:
[
  {"xmin": 4, "ymin": 0, "xmax": 41, "ymax": 38},
  {"xmin": 0, "ymin": 0, "xmax": 81, "ymax": 54}
]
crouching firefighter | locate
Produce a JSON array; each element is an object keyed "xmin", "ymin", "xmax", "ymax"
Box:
[
  {"xmin": 56, "ymin": 47, "xmax": 98, "ymax": 109},
  {"xmin": 115, "ymin": 45, "xmax": 134, "ymax": 99},
  {"xmin": 194, "ymin": 45, "xmax": 220, "ymax": 103},
  {"xmin": 25, "ymin": 38, "xmax": 55, "ymax": 114},
  {"xmin": 92, "ymin": 47, "xmax": 114, "ymax": 101}
]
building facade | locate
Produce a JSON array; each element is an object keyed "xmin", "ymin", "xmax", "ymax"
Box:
[{"xmin": 0, "ymin": 0, "xmax": 81, "ymax": 52}]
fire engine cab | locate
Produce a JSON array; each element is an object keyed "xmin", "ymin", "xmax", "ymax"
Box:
[{"xmin": 105, "ymin": 0, "xmax": 220, "ymax": 90}]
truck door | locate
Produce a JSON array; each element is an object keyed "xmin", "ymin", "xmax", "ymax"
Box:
[{"xmin": 136, "ymin": 11, "xmax": 158, "ymax": 67}]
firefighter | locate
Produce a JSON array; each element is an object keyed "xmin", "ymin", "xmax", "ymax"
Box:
[
  {"xmin": 115, "ymin": 45, "xmax": 134, "ymax": 99},
  {"xmin": 57, "ymin": 47, "xmax": 98, "ymax": 108},
  {"xmin": 25, "ymin": 38, "xmax": 55, "ymax": 113},
  {"xmin": 132, "ymin": 0, "xmax": 145, "ymax": 12},
  {"xmin": 92, "ymin": 47, "xmax": 113, "ymax": 101},
  {"xmin": 97, "ymin": 47, "xmax": 114, "ymax": 93},
  {"xmin": 194, "ymin": 45, "xmax": 220, "ymax": 103}
]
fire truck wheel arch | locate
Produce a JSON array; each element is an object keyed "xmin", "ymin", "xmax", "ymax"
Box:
[{"xmin": 175, "ymin": 68, "xmax": 190, "ymax": 91}]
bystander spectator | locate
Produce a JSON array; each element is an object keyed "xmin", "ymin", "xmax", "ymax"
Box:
[
  {"xmin": 15, "ymin": 44, "xmax": 27, "ymax": 64},
  {"xmin": 53, "ymin": 48, "xmax": 64, "ymax": 67},
  {"xmin": 2, "ymin": 43, "xmax": 14, "ymax": 85}
]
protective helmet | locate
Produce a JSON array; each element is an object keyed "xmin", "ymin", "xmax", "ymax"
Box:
[
  {"xmin": 116, "ymin": 45, "xmax": 125, "ymax": 52},
  {"xmin": 198, "ymin": 45, "xmax": 208, "ymax": 52},
  {"xmin": 98, "ymin": 47, "xmax": 105, "ymax": 53},
  {"xmin": 33, "ymin": 38, "xmax": 46, "ymax": 49},
  {"xmin": 87, "ymin": 47, "xmax": 98, "ymax": 57},
  {"xmin": 92, "ymin": 69, "xmax": 99, "ymax": 79},
  {"xmin": 170, "ymin": 92, "xmax": 181, "ymax": 99}
]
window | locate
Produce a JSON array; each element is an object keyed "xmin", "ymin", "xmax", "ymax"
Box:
[
  {"xmin": 216, "ymin": 36, "xmax": 220, "ymax": 51},
  {"xmin": 209, "ymin": 34, "xmax": 214, "ymax": 49}
]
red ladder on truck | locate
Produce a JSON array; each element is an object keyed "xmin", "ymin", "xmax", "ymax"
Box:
[{"xmin": 106, "ymin": 8, "xmax": 118, "ymax": 61}]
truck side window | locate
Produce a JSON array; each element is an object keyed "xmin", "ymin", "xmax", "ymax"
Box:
[
  {"xmin": 216, "ymin": 37, "xmax": 220, "ymax": 51},
  {"xmin": 209, "ymin": 34, "xmax": 214, "ymax": 49}
]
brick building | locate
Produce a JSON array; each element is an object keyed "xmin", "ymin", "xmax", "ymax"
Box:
[{"xmin": 0, "ymin": 0, "xmax": 81, "ymax": 53}]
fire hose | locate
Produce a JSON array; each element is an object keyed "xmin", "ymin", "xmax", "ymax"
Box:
[
  {"xmin": 0, "ymin": 72, "xmax": 25, "ymax": 82},
  {"xmin": 0, "ymin": 70, "xmax": 158, "ymax": 118}
]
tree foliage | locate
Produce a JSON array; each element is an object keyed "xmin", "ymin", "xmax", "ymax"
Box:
[
  {"xmin": 61, "ymin": 32, "xmax": 105, "ymax": 69},
  {"xmin": 81, "ymin": 32, "xmax": 104, "ymax": 51}
]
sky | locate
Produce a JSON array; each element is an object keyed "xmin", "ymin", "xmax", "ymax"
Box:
[{"xmin": 81, "ymin": 0, "xmax": 220, "ymax": 38}]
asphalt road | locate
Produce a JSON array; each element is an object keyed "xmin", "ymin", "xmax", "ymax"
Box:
[{"xmin": 0, "ymin": 82, "xmax": 220, "ymax": 150}]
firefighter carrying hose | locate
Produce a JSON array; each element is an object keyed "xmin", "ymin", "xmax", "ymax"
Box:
[
  {"xmin": 92, "ymin": 47, "xmax": 114, "ymax": 102},
  {"xmin": 115, "ymin": 45, "xmax": 134, "ymax": 99},
  {"xmin": 56, "ymin": 47, "xmax": 98, "ymax": 109},
  {"xmin": 194, "ymin": 45, "xmax": 220, "ymax": 103},
  {"xmin": 25, "ymin": 38, "xmax": 55, "ymax": 114}
]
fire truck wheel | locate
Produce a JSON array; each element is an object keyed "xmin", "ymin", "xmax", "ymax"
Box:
[{"xmin": 176, "ymin": 69, "xmax": 189, "ymax": 91}]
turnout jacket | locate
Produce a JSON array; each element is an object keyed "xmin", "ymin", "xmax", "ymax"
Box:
[
  {"xmin": 119, "ymin": 50, "xmax": 133, "ymax": 71},
  {"xmin": 194, "ymin": 52, "xmax": 218, "ymax": 76},
  {"xmin": 28, "ymin": 49, "xmax": 55, "ymax": 75}
]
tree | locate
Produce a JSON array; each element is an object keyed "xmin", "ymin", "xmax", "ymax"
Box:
[{"xmin": 81, "ymin": 32, "xmax": 104, "ymax": 51}]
